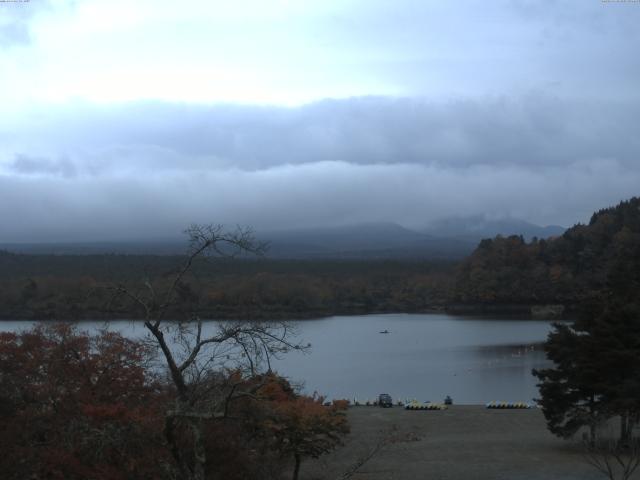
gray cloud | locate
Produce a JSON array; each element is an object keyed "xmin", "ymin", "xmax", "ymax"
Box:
[
  {"xmin": 4, "ymin": 95, "xmax": 640, "ymax": 174},
  {"xmin": 0, "ymin": 21, "xmax": 30, "ymax": 47},
  {"xmin": 0, "ymin": 0, "xmax": 57, "ymax": 47},
  {"xmin": 0, "ymin": 156, "xmax": 638, "ymax": 242},
  {"xmin": 1, "ymin": 95, "xmax": 639, "ymax": 242},
  {"xmin": 317, "ymin": 0, "xmax": 640, "ymax": 100},
  {"xmin": 10, "ymin": 154, "xmax": 77, "ymax": 178}
]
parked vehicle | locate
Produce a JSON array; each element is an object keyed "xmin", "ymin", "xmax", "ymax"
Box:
[{"xmin": 378, "ymin": 393, "xmax": 393, "ymax": 407}]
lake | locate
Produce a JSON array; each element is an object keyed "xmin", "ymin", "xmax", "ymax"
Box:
[{"xmin": 0, "ymin": 313, "xmax": 557, "ymax": 405}]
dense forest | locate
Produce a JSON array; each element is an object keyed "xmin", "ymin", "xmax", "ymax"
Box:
[
  {"xmin": 1, "ymin": 197, "xmax": 638, "ymax": 321},
  {"xmin": 453, "ymin": 197, "xmax": 640, "ymax": 313},
  {"xmin": 0, "ymin": 254, "xmax": 454, "ymax": 320}
]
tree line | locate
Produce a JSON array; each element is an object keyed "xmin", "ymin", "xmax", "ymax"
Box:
[
  {"xmin": 0, "ymin": 253, "xmax": 454, "ymax": 321},
  {"xmin": 453, "ymin": 197, "xmax": 640, "ymax": 310}
]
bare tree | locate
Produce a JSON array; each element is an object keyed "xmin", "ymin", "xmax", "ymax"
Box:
[
  {"xmin": 583, "ymin": 437, "xmax": 640, "ymax": 480},
  {"xmin": 111, "ymin": 224, "xmax": 305, "ymax": 480}
]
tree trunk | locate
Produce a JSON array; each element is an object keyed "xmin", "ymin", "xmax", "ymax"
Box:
[
  {"xmin": 589, "ymin": 422, "xmax": 597, "ymax": 447},
  {"xmin": 588, "ymin": 397, "xmax": 597, "ymax": 447},
  {"xmin": 620, "ymin": 414, "xmax": 631, "ymax": 447},
  {"xmin": 190, "ymin": 418, "xmax": 207, "ymax": 480},
  {"xmin": 164, "ymin": 403, "xmax": 209, "ymax": 480},
  {"xmin": 292, "ymin": 453, "xmax": 301, "ymax": 480},
  {"xmin": 164, "ymin": 415, "xmax": 190, "ymax": 479}
]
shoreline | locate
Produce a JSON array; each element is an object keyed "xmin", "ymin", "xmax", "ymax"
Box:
[{"xmin": 0, "ymin": 303, "xmax": 571, "ymax": 322}]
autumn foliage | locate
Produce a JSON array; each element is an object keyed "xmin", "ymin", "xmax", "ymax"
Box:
[
  {"xmin": 243, "ymin": 374, "xmax": 350, "ymax": 480},
  {"xmin": 0, "ymin": 324, "xmax": 167, "ymax": 479},
  {"xmin": 0, "ymin": 325, "xmax": 349, "ymax": 480},
  {"xmin": 0, "ymin": 253, "xmax": 454, "ymax": 322}
]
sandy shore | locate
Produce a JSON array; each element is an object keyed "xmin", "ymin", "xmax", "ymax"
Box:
[{"xmin": 301, "ymin": 405, "xmax": 625, "ymax": 480}]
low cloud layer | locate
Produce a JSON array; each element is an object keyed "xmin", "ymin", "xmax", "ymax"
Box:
[
  {"xmin": 5, "ymin": 96, "xmax": 640, "ymax": 172},
  {"xmin": 1, "ymin": 96, "xmax": 638, "ymax": 242}
]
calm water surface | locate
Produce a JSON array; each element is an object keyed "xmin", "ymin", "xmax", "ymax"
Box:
[{"xmin": 0, "ymin": 313, "xmax": 556, "ymax": 404}]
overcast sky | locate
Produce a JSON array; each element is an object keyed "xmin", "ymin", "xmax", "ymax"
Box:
[{"xmin": 1, "ymin": 0, "xmax": 639, "ymax": 242}]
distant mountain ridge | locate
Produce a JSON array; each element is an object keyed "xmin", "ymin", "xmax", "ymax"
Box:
[
  {"xmin": 424, "ymin": 215, "xmax": 565, "ymax": 242},
  {"xmin": 0, "ymin": 218, "xmax": 565, "ymax": 259},
  {"xmin": 259, "ymin": 222, "xmax": 474, "ymax": 259}
]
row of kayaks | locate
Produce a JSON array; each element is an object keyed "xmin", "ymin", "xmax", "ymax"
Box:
[
  {"xmin": 349, "ymin": 399, "xmax": 405, "ymax": 406},
  {"xmin": 486, "ymin": 401, "xmax": 532, "ymax": 409},
  {"xmin": 406, "ymin": 401, "xmax": 532, "ymax": 410},
  {"xmin": 405, "ymin": 402, "xmax": 448, "ymax": 410},
  {"xmin": 324, "ymin": 399, "xmax": 533, "ymax": 409}
]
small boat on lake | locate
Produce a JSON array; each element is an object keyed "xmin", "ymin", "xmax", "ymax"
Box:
[{"xmin": 379, "ymin": 329, "xmax": 390, "ymax": 334}]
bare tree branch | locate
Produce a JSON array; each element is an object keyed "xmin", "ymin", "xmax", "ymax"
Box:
[
  {"xmin": 583, "ymin": 437, "xmax": 640, "ymax": 480},
  {"xmin": 107, "ymin": 223, "xmax": 303, "ymax": 480}
]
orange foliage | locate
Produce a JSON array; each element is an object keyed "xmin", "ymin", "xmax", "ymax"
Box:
[
  {"xmin": 254, "ymin": 376, "xmax": 349, "ymax": 479},
  {"xmin": 0, "ymin": 324, "xmax": 168, "ymax": 480}
]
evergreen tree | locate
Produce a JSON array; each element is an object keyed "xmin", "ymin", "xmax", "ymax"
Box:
[
  {"xmin": 534, "ymin": 220, "xmax": 640, "ymax": 445},
  {"xmin": 533, "ymin": 316, "xmax": 606, "ymax": 443}
]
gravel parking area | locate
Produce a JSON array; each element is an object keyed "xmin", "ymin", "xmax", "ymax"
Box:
[{"xmin": 302, "ymin": 406, "xmax": 627, "ymax": 480}]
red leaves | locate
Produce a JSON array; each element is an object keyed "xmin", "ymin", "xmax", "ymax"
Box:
[
  {"xmin": 0, "ymin": 323, "xmax": 167, "ymax": 480},
  {"xmin": 0, "ymin": 327, "xmax": 350, "ymax": 479}
]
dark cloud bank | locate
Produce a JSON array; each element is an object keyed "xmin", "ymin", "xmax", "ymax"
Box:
[{"xmin": 1, "ymin": 95, "xmax": 638, "ymax": 242}]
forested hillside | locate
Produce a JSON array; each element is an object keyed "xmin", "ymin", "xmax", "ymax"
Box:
[{"xmin": 453, "ymin": 197, "xmax": 640, "ymax": 309}]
